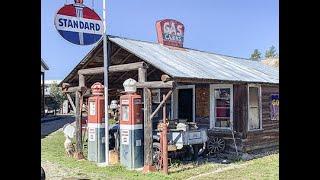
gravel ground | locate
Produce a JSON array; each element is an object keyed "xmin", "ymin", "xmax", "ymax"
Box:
[
  {"xmin": 41, "ymin": 160, "xmax": 90, "ymax": 180},
  {"xmin": 41, "ymin": 115, "xmax": 75, "ymax": 138}
]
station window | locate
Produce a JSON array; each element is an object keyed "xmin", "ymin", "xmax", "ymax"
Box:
[
  {"xmin": 248, "ymin": 85, "xmax": 262, "ymax": 130},
  {"xmin": 210, "ymin": 84, "xmax": 233, "ymax": 129}
]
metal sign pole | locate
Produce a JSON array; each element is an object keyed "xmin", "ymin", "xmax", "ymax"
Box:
[{"xmin": 102, "ymin": 0, "xmax": 109, "ymax": 166}]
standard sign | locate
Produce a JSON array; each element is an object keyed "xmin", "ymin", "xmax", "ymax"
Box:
[
  {"xmin": 54, "ymin": 3, "xmax": 103, "ymax": 45},
  {"xmin": 156, "ymin": 19, "xmax": 185, "ymax": 47}
]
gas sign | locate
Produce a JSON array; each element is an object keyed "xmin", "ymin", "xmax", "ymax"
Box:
[
  {"xmin": 156, "ymin": 19, "xmax": 185, "ymax": 47},
  {"xmin": 54, "ymin": 2, "xmax": 103, "ymax": 45}
]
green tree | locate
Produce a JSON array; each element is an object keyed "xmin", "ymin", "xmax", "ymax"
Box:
[
  {"xmin": 265, "ymin": 45, "xmax": 278, "ymax": 58},
  {"xmin": 250, "ymin": 49, "xmax": 262, "ymax": 61},
  {"xmin": 49, "ymin": 81, "xmax": 66, "ymax": 114}
]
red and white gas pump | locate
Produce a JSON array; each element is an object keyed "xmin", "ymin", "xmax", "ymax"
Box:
[
  {"xmin": 119, "ymin": 78, "xmax": 144, "ymax": 169},
  {"xmin": 87, "ymin": 82, "xmax": 106, "ymax": 163}
]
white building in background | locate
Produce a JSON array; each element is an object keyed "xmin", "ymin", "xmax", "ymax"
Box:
[{"xmin": 41, "ymin": 59, "xmax": 49, "ymax": 117}]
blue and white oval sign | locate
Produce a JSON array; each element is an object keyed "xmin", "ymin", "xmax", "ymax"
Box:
[{"xmin": 54, "ymin": 3, "xmax": 103, "ymax": 45}]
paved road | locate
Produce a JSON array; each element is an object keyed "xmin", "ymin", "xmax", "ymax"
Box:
[{"xmin": 41, "ymin": 115, "xmax": 75, "ymax": 138}]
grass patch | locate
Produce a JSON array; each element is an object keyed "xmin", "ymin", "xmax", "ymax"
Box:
[
  {"xmin": 199, "ymin": 154, "xmax": 279, "ymax": 180},
  {"xmin": 41, "ymin": 131, "xmax": 278, "ymax": 180}
]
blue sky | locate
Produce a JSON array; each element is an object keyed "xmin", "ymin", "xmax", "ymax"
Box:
[{"xmin": 41, "ymin": 0, "xmax": 279, "ymax": 80}]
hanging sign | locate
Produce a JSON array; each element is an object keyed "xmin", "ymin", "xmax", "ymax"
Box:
[
  {"xmin": 270, "ymin": 94, "xmax": 279, "ymax": 120},
  {"xmin": 156, "ymin": 19, "xmax": 185, "ymax": 47},
  {"xmin": 54, "ymin": 1, "xmax": 103, "ymax": 45}
]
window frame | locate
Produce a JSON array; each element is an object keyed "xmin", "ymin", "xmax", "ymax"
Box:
[
  {"xmin": 210, "ymin": 84, "xmax": 233, "ymax": 129},
  {"xmin": 172, "ymin": 85, "xmax": 196, "ymax": 122},
  {"xmin": 247, "ymin": 84, "xmax": 263, "ymax": 131}
]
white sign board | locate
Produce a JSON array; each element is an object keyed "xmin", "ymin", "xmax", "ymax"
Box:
[
  {"xmin": 88, "ymin": 128, "xmax": 96, "ymax": 141},
  {"xmin": 89, "ymin": 102, "xmax": 96, "ymax": 115},
  {"xmin": 121, "ymin": 130, "xmax": 129, "ymax": 145}
]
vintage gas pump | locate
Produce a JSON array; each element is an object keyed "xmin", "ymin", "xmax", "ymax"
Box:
[
  {"xmin": 87, "ymin": 82, "xmax": 105, "ymax": 163},
  {"xmin": 119, "ymin": 78, "xmax": 144, "ymax": 169}
]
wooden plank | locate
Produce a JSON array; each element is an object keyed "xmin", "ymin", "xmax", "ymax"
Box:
[
  {"xmin": 110, "ymin": 47, "xmax": 122, "ymax": 60},
  {"xmin": 150, "ymin": 90, "xmax": 173, "ymax": 119},
  {"xmin": 119, "ymin": 53, "xmax": 133, "ymax": 64},
  {"xmin": 77, "ymin": 62, "xmax": 147, "ymax": 75},
  {"xmin": 66, "ymin": 93, "xmax": 76, "ymax": 112},
  {"xmin": 136, "ymin": 81, "xmax": 173, "ymax": 89},
  {"xmin": 143, "ymin": 88, "xmax": 152, "ymax": 166}
]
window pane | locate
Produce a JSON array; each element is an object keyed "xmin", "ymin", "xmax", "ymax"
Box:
[
  {"xmin": 249, "ymin": 87, "xmax": 259, "ymax": 107},
  {"xmin": 216, "ymin": 108, "xmax": 230, "ymax": 118},
  {"xmin": 249, "ymin": 107, "xmax": 260, "ymax": 129},
  {"xmin": 121, "ymin": 105, "xmax": 129, "ymax": 121},
  {"xmin": 215, "ymin": 88, "xmax": 230, "ymax": 99},
  {"xmin": 216, "ymin": 99, "xmax": 230, "ymax": 107},
  {"xmin": 216, "ymin": 118, "xmax": 230, "ymax": 128},
  {"xmin": 214, "ymin": 87, "xmax": 231, "ymax": 128}
]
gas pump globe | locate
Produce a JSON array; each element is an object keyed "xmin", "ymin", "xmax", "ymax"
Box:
[
  {"xmin": 123, "ymin": 78, "xmax": 137, "ymax": 93},
  {"xmin": 119, "ymin": 78, "xmax": 144, "ymax": 169}
]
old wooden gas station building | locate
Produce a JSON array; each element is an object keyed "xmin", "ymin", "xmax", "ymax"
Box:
[{"xmin": 60, "ymin": 35, "xmax": 279, "ymax": 155}]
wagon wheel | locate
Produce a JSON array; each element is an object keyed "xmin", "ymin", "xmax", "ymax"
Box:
[
  {"xmin": 152, "ymin": 142, "xmax": 162, "ymax": 170},
  {"xmin": 207, "ymin": 137, "xmax": 225, "ymax": 154}
]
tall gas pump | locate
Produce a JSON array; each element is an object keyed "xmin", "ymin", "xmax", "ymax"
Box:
[
  {"xmin": 87, "ymin": 82, "xmax": 105, "ymax": 163},
  {"xmin": 119, "ymin": 78, "xmax": 144, "ymax": 169}
]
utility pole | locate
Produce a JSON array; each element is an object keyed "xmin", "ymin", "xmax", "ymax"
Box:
[{"xmin": 99, "ymin": 0, "xmax": 109, "ymax": 166}]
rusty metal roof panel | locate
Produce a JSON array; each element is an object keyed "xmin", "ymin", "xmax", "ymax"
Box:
[{"xmin": 109, "ymin": 36, "xmax": 279, "ymax": 84}]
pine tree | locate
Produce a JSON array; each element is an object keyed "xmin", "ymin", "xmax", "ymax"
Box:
[
  {"xmin": 250, "ymin": 49, "xmax": 262, "ymax": 61},
  {"xmin": 265, "ymin": 46, "xmax": 278, "ymax": 58}
]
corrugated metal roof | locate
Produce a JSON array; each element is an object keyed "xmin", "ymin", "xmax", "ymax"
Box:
[
  {"xmin": 109, "ymin": 36, "xmax": 279, "ymax": 84},
  {"xmin": 41, "ymin": 58, "xmax": 49, "ymax": 70}
]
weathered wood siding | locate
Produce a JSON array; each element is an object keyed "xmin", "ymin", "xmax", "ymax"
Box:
[
  {"xmin": 195, "ymin": 84, "xmax": 210, "ymax": 127},
  {"xmin": 233, "ymin": 84, "xmax": 248, "ymax": 136},
  {"xmin": 242, "ymin": 85, "xmax": 279, "ymax": 152}
]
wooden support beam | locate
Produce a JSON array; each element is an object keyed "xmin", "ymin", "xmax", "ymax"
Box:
[
  {"xmin": 143, "ymin": 88, "xmax": 153, "ymax": 168},
  {"xmin": 78, "ymin": 62, "xmax": 147, "ymax": 75},
  {"xmin": 138, "ymin": 67, "xmax": 146, "ymax": 82},
  {"xmin": 74, "ymin": 90, "xmax": 84, "ymax": 159},
  {"xmin": 136, "ymin": 81, "xmax": 173, "ymax": 89},
  {"xmin": 161, "ymin": 74, "xmax": 172, "ymax": 82},
  {"xmin": 150, "ymin": 90, "xmax": 172, "ymax": 119},
  {"xmin": 62, "ymin": 86, "xmax": 86, "ymax": 93},
  {"xmin": 79, "ymin": 74, "xmax": 85, "ymax": 88},
  {"xmin": 133, "ymin": 67, "xmax": 155, "ymax": 81},
  {"xmin": 62, "ymin": 83, "xmax": 71, "ymax": 89},
  {"xmin": 66, "ymin": 93, "xmax": 76, "ymax": 113}
]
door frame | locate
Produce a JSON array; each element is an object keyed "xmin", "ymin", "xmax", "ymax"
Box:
[
  {"xmin": 209, "ymin": 84, "xmax": 233, "ymax": 129},
  {"xmin": 172, "ymin": 85, "xmax": 195, "ymax": 122}
]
